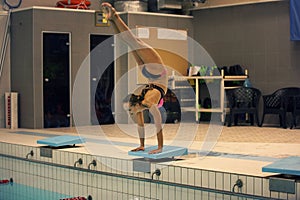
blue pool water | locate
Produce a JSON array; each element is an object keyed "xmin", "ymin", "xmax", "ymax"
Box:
[{"xmin": 0, "ymin": 183, "xmax": 70, "ymax": 200}]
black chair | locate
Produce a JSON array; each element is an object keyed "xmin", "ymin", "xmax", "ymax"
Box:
[
  {"xmin": 227, "ymin": 87, "xmax": 261, "ymax": 127},
  {"xmin": 261, "ymin": 87, "xmax": 300, "ymax": 128},
  {"xmin": 291, "ymin": 95, "xmax": 300, "ymax": 129}
]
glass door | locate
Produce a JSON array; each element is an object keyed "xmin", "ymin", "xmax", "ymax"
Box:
[
  {"xmin": 90, "ymin": 34, "xmax": 115, "ymax": 125},
  {"xmin": 43, "ymin": 32, "xmax": 70, "ymax": 128}
]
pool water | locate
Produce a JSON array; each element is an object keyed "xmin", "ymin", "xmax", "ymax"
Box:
[{"xmin": 0, "ymin": 183, "xmax": 70, "ymax": 200}]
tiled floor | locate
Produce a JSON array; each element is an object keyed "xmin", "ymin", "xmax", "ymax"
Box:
[{"xmin": 1, "ymin": 123, "xmax": 300, "ymax": 177}]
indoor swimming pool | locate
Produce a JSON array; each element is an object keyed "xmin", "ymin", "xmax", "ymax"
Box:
[
  {"xmin": 0, "ymin": 138, "xmax": 298, "ymax": 200},
  {"xmin": 0, "ymin": 182, "xmax": 262, "ymax": 200},
  {"xmin": 0, "ymin": 182, "xmax": 71, "ymax": 200},
  {"xmin": 0, "ymin": 155, "xmax": 263, "ymax": 200},
  {"xmin": 1, "ymin": 143, "xmax": 289, "ymax": 200}
]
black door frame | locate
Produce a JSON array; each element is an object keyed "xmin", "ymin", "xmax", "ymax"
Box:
[
  {"xmin": 89, "ymin": 34, "xmax": 115, "ymax": 125},
  {"xmin": 42, "ymin": 31, "xmax": 71, "ymax": 128}
]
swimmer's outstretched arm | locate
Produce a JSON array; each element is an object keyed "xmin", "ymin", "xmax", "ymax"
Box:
[
  {"xmin": 130, "ymin": 107, "xmax": 163, "ymax": 154},
  {"xmin": 102, "ymin": 2, "xmax": 163, "ymax": 65},
  {"xmin": 148, "ymin": 105, "xmax": 163, "ymax": 154},
  {"xmin": 131, "ymin": 111, "xmax": 145, "ymax": 152}
]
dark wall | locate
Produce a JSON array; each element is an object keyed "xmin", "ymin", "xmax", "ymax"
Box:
[
  {"xmin": 11, "ymin": 9, "xmax": 34, "ymax": 127},
  {"xmin": 11, "ymin": 8, "xmax": 115, "ymax": 128},
  {"xmin": 7, "ymin": 1, "xmax": 299, "ymax": 127},
  {"xmin": 9, "ymin": 8, "xmax": 193, "ymax": 128},
  {"xmin": 192, "ymin": 1, "xmax": 300, "ymax": 94}
]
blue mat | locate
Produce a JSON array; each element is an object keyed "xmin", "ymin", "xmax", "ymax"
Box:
[
  {"xmin": 37, "ymin": 135, "xmax": 86, "ymax": 147},
  {"xmin": 128, "ymin": 146, "xmax": 188, "ymax": 159},
  {"xmin": 262, "ymin": 156, "xmax": 300, "ymax": 176}
]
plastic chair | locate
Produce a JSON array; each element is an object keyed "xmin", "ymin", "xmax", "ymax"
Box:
[
  {"xmin": 291, "ymin": 95, "xmax": 300, "ymax": 129},
  {"xmin": 261, "ymin": 87, "xmax": 300, "ymax": 128},
  {"xmin": 227, "ymin": 87, "xmax": 261, "ymax": 127}
]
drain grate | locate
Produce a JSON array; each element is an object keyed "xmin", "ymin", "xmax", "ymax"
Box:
[
  {"xmin": 40, "ymin": 147, "xmax": 53, "ymax": 158},
  {"xmin": 269, "ymin": 177, "xmax": 295, "ymax": 194}
]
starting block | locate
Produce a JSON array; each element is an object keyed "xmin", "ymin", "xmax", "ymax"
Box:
[
  {"xmin": 37, "ymin": 135, "xmax": 86, "ymax": 147},
  {"xmin": 262, "ymin": 156, "xmax": 300, "ymax": 194},
  {"xmin": 128, "ymin": 145, "xmax": 188, "ymax": 159},
  {"xmin": 129, "ymin": 146, "xmax": 188, "ymax": 173},
  {"xmin": 262, "ymin": 156, "xmax": 300, "ymax": 176}
]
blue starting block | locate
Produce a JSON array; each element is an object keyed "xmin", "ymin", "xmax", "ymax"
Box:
[
  {"xmin": 262, "ymin": 156, "xmax": 300, "ymax": 176},
  {"xmin": 37, "ymin": 135, "xmax": 86, "ymax": 147},
  {"xmin": 128, "ymin": 145, "xmax": 188, "ymax": 159},
  {"xmin": 129, "ymin": 146, "xmax": 188, "ymax": 173}
]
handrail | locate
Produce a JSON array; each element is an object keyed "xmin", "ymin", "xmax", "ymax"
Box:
[
  {"xmin": 4, "ymin": 0, "xmax": 22, "ymax": 9},
  {"xmin": 0, "ymin": 0, "xmax": 22, "ymax": 80},
  {"xmin": 0, "ymin": 9, "xmax": 11, "ymax": 80}
]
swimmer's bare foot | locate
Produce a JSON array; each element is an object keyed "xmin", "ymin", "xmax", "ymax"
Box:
[
  {"xmin": 149, "ymin": 148, "xmax": 162, "ymax": 154},
  {"xmin": 101, "ymin": 2, "xmax": 117, "ymax": 21},
  {"xmin": 131, "ymin": 146, "xmax": 145, "ymax": 152}
]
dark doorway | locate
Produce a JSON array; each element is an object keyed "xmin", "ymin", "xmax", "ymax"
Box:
[
  {"xmin": 43, "ymin": 33, "xmax": 70, "ymax": 128},
  {"xmin": 90, "ymin": 35, "xmax": 115, "ymax": 125}
]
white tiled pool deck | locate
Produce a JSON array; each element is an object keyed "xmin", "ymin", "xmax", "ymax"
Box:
[
  {"xmin": 1, "ymin": 123, "xmax": 300, "ymax": 177},
  {"xmin": 1, "ymin": 124, "xmax": 300, "ymax": 199}
]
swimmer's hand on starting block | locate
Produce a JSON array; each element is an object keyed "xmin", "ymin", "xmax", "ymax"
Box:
[
  {"xmin": 129, "ymin": 146, "xmax": 188, "ymax": 159},
  {"xmin": 149, "ymin": 148, "xmax": 162, "ymax": 154},
  {"xmin": 131, "ymin": 146, "xmax": 145, "ymax": 152},
  {"xmin": 131, "ymin": 146, "xmax": 162, "ymax": 154}
]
